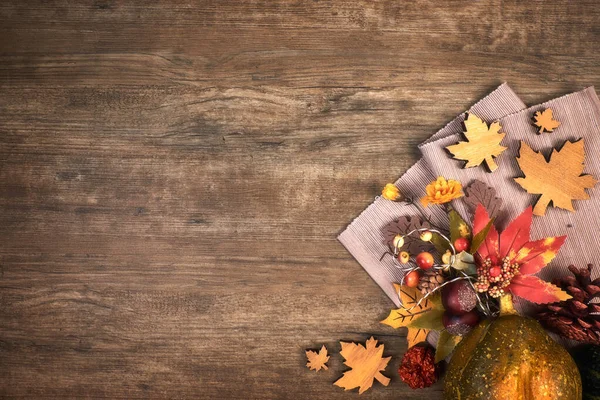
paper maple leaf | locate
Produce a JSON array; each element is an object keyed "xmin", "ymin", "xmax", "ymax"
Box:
[
  {"xmin": 381, "ymin": 284, "xmax": 433, "ymax": 348},
  {"xmin": 334, "ymin": 337, "xmax": 391, "ymax": 394},
  {"xmin": 533, "ymin": 108, "xmax": 561, "ymax": 134},
  {"xmin": 446, "ymin": 113, "xmax": 507, "ymax": 172},
  {"xmin": 515, "ymin": 140, "xmax": 597, "ymax": 216},
  {"xmin": 473, "ymin": 204, "xmax": 571, "ymax": 304},
  {"xmin": 305, "ymin": 345, "xmax": 329, "ymax": 371}
]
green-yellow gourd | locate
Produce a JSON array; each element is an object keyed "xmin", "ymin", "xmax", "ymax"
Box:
[{"xmin": 444, "ymin": 294, "xmax": 582, "ymax": 400}]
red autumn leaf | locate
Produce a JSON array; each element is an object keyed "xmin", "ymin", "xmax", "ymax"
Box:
[
  {"xmin": 473, "ymin": 204, "xmax": 570, "ymax": 304},
  {"xmin": 508, "ymin": 275, "xmax": 572, "ymax": 304},
  {"xmin": 472, "ymin": 204, "xmax": 499, "ymax": 260},
  {"xmin": 499, "ymin": 206, "xmax": 532, "ymax": 259},
  {"xmin": 513, "ymin": 236, "xmax": 567, "ymax": 275}
]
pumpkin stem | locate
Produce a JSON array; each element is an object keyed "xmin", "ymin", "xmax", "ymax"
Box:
[{"xmin": 499, "ymin": 293, "xmax": 517, "ymax": 315}]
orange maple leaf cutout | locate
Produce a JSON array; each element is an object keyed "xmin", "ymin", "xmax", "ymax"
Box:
[
  {"xmin": 334, "ymin": 337, "xmax": 391, "ymax": 394},
  {"xmin": 514, "ymin": 140, "xmax": 597, "ymax": 216},
  {"xmin": 533, "ymin": 108, "xmax": 561, "ymax": 134},
  {"xmin": 305, "ymin": 345, "xmax": 329, "ymax": 371},
  {"xmin": 446, "ymin": 113, "xmax": 507, "ymax": 172},
  {"xmin": 381, "ymin": 284, "xmax": 433, "ymax": 348}
]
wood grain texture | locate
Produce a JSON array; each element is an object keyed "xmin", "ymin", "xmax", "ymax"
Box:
[{"xmin": 1, "ymin": 1, "xmax": 600, "ymax": 398}]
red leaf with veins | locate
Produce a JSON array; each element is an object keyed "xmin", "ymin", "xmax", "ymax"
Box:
[
  {"xmin": 514, "ymin": 235, "xmax": 567, "ymax": 275},
  {"xmin": 508, "ymin": 275, "xmax": 571, "ymax": 304},
  {"xmin": 473, "ymin": 205, "xmax": 499, "ymax": 260},
  {"xmin": 473, "ymin": 204, "xmax": 568, "ymax": 304},
  {"xmin": 499, "ymin": 206, "xmax": 532, "ymax": 258}
]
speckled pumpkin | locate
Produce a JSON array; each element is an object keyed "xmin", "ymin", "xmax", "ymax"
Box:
[{"xmin": 444, "ymin": 294, "xmax": 582, "ymax": 400}]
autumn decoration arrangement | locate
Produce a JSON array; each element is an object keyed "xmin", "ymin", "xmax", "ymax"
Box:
[{"xmin": 305, "ymin": 85, "xmax": 600, "ymax": 399}]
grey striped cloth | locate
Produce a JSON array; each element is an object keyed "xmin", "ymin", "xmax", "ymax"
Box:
[{"xmin": 339, "ymin": 84, "xmax": 600, "ymax": 312}]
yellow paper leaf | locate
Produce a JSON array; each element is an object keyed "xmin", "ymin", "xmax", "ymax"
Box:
[
  {"xmin": 381, "ymin": 284, "xmax": 434, "ymax": 348},
  {"xmin": 514, "ymin": 140, "xmax": 597, "ymax": 216},
  {"xmin": 305, "ymin": 345, "xmax": 329, "ymax": 372},
  {"xmin": 533, "ymin": 108, "xmax": 561, "ymax": 134},
  {"xmin": 446, "ymin": 113, "xmax": 507, "ymax": 171},
  {"xmin": 334, "ymin": 337, "xmax": 391, "ymax": 394}
]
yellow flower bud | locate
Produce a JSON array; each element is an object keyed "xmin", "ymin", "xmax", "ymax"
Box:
[
  {"xmin": 419, "ymin": 230, "xmax": 433, "ymax": 242},
  {"xmin": 381, "ymin": 184, "xmax": 404, "ymax": 201},
  {"xmin": 442, "ymin": 250, "xmax": 452, "ymax": 265},
  {"xmin": 393, "ymin": 234, "xmax": 405, "ymax": 250}
]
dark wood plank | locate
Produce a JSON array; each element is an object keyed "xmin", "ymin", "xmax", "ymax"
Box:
[{"xmin": 1, "ymin": 1, "xmax": 599, "ymax": 398}]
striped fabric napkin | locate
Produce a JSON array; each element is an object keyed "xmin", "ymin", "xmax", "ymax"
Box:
[
  {"xmin": 338, "ymin": 83, "xmax": 526, "ymax": 306},
  {"xmin": 420, "ymin": 87, "xmax": 600, "ymax": 314},
  {"xmin": 339, "ymin": 85, "xmax": 600, "ymax": 310}
]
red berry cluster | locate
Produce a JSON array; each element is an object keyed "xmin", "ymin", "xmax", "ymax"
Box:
[
  {"xmin": 398, "ymin": 345, "xmax": 438, "ymax": 389},
  {"xmin": 474, "ymin": 256, "xmax": 520, "ymax": 298}
]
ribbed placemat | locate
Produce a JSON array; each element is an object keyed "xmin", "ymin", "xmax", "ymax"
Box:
[
  {"xmin": 338, "ymin": 84, "xmax": 526, "ymax": 306},
  {"xmin": 420, "ymin": 87, "xmax": 600, "ymax": 312}
]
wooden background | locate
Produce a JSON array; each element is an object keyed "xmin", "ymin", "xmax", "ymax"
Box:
[{"xmin": 1, "ymin": 1, "xmax": 600, "ymax": 398}]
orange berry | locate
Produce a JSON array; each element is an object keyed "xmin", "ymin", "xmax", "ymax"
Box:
[
  {"xmin": 489, "ymin": 266, "xmax": 502, "ymax": 277},
  {"xmin": 416, "ymin": 252, "xmax": 435, "ymax": 270},
  {"xmin": 454, "ymin": 237, "xmax": 470, "ymax": 252},
  {"xmin": 404, "ymin": 270, "xmax": 420, "ymax": 288}
]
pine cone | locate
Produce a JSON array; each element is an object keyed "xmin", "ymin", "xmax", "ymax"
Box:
[
  {"xmin": 538, "ymin": 264, "xmax": 600, "ymax": 345},
  {"xmin": 418, "ymin": 269, "xmax": 445, "ymax": 295}
]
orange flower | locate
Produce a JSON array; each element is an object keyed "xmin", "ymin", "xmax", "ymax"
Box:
[
  {"xmin": 381, "ymin": 183, "xmax": 404, "ymax": 201},
  {"xmin": 420, "ymin": 177, "xmax": 463, "ymax": 207}
]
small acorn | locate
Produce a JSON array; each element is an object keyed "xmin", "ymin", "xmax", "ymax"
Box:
[
  {"xmin": 442, "ymin": 310, "xmax": 480, "ymax": 336},
  {"xmin": 442, "ymin": 280, "xmax": 478, "ymax": 315}
]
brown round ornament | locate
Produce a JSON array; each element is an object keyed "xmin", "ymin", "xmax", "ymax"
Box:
[{"xmin": 444, "ymin": 294, "xmax": 582, "ymax": 400}]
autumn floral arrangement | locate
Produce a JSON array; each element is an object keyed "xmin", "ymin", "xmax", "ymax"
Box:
[{"xmin": 305, "ymin": 107, "xmax": 600, "ymax": 399}]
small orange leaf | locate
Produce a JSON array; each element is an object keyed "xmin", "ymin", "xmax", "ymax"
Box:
[
  {"xmin": 334, "ymin": 337, "xmax": 391, "ymax": 394},
  {"xmin": 533, "ymin": 108, "xmax": 561, "ymax": 134},
  {"xmin": 306, "ymin": 345, "xmax": 329, "ymax": 372}
]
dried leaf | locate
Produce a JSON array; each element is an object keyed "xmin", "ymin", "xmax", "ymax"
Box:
[
  {"xmin": 382, "ymin": 284, "xmax": 434, "ymax": 348},
  {"xmin": 464, "ymin": 180, "xmax": 503, "ymax": 219},
  {"xmin": 446, "ymin": 113, "xmax": 507, "ymax": 172},
  {"xmin": 334, "ymin": 337, "xmax": 391, "ymax": 394},
  {"xmin": 383, "ymin": 216, "xmax": 432, "ymax": 255},
  {"xmin": 435, "ymin": 330, "xmax": 462, "ymax": 363},
  {"xmin": 533, "ymin": 108, "xmax": 561, "ymax": 134},
  {"xmin": 514, "ymin": 140, "xmax": 597, "ymax": 216},
  {"xmin": 306, "ymin": 345, "xmax": 329, "ymax": 372}
]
